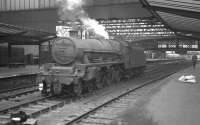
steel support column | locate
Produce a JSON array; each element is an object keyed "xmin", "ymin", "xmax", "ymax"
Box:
[
  {"xmin": 198, "ymin": 41, "xmax": 200, "ymax": 50},
  {"xmin": 38, "ymin": 43, "xmax": 41, "ymax": 68},
  {"xmin": 8, "ymin": 43, "xmax": 12, "ymax": 65}
]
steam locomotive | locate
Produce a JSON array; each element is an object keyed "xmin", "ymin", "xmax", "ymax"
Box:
[{"xmin": 37, "ymin": 37, "xmax": 146, "ymax": 96}]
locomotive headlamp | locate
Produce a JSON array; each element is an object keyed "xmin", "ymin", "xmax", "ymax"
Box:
[
  {"xmin": 11, "ymin": 117, "xmax": 21, "ymax": 121},
  {"xmin": 38, "ymin": 83, "xmax": 44, "ymax": 91},
  {"xmin": 37, "ymin": 74, "xmax": 45, "ymax": 91}
]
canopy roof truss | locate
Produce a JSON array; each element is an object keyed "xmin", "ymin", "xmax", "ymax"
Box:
[
  {"xmin": 140, "ymin": 0, "xmax": 200, "ymax": 40},
  {"xmin": 0, "ymin": 23, "xmax": 57, "ymax": 45}
]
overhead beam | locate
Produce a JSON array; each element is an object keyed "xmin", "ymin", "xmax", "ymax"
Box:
[
  {"xmin": 174, "ymin": 29, "xmax": 200, "ymax": 40},
  {"xmin": 174, "ymin": 29, "xmax": 200, "ymax": 36},
  {"xmin": 109, "ymin": 29, "xmax": 171, "ymax": 32},
  {"xmin": 139, "ymin": 0, "xmax": 200, "ymax": 40},
  {"xmin": 9, "ymin": 42, "xmax": 41, "ymax": 45},
  {"xmin": 139, "ymin": 0, "xmax": 174, "ymax": 31},
  {"xmin": 106, "ymin": 27, "xmax": 166, "ymax": 30},
  {"xmin": 149, "ymin": 5, "xmax": 200, "ymax": 20},
  {"xmin": 0, "ymin": 31, "xmax": 27, "ymax": 37}
]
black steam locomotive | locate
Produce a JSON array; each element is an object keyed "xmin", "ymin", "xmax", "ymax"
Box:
[{"xmin": 37, "ymin": 37, "xmax": 146, "ymax": 96}]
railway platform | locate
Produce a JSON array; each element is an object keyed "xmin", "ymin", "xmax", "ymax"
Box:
[
  {"xmin": 0, "ymin": 65, "xmax": 41, "ymax": 92},
  {"xmin": 110, "ymin": 64, "xmax": 200, "ymax": 125},
  {"xmin": 0, "ymin": 65, "xmax": 40, "ymax": 78}
]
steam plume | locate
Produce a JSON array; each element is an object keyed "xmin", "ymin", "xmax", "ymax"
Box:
[{"xmin": 56, "ymin": 0, "xmax": 109, "ymax": 39}]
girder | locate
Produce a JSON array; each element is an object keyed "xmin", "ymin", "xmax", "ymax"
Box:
[
  {"xmin": 141, "ymin": 0, "xmax": 200, "ymax": 39},
  {"xmin": 147, "ymin": 5, "xmax": 200, "ymax": 20},
  {"xmin": 85, "ymin": 0, "xmax": 141, "ymax": 7}
]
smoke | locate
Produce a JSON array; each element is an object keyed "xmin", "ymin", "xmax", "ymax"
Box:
[
  {"xmin": 56, "ymin": 0, "xmax": 86, "ymax": 21},
  {"xmin": 56, "ymin": 0, "xmax": 109, "ymax": 39},
  {"xmin": 81, "ymin": 18, "xmax": 109, "ymax": 39}
]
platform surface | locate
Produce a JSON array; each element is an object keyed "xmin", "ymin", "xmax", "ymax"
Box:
[
  {"xmin": 110, "ymin": 64, "xmax": 200, "ymax": 125},
  {"xmin": 0, "ymin": 65, "xmax": 40, "ymax": 78}
]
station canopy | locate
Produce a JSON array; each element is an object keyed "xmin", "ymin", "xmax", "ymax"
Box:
[
  {"xmin": 143, "ymin": 0, "xmax": 200, "ymax": 39},
  {"xmin": 0, "ymin": 23, "xmax": 56, "ymax": 45}
]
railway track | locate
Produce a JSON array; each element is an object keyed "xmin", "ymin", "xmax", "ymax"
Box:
[
  {"xmin": 37, "ymin": 60, "xmax": 190, "ymax": 125},
  {"xmin": 0, "ymin": 60, "xmax": 190, "ymax": 124},
  {"xmin": 63, "ymin": 62, "xmax": 191, "ymax": 125}
]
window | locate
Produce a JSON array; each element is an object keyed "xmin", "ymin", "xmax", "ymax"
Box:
[
  {"xmin": 15, "ymin": 0, "xmax": 20, "ymax": 10},
  {"xmin": 49, "ymin": 0, "xmax": 55, "ymax": 7},
  {"xmin": 6, "ymin": 0, "xmax": 11, "ymax": 10},
  {"xmin": 24, "ymin": 0, "xmax": 30, "ymax": 9},
  {"xmin": 11, "ymin": 0, "xmax": 16, "ymax": 10},
  {"xmin": 44, "ymin": 0, "xmax": 49, "ymax": 8},
  {"xmin": 40, "ymin": 0, "xmax": 45, "ymax": 8},
  {"xmin": 0, "ymin": 0, "xmax": 6, "ymax": 11},
  {"xmin": 0, "ymin": 0, "xmax": 56, "ymax": 11},
  {"xmin": 30, "ymin": 0, "xmax": 34, "ymax": 9},
  {"xmin": 34, "ymin": 0, "xmax": 39, "ymax": 8},
  {"xmin": 19, "ymin": 0, "xmax": 25, "ymax": 10}
]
